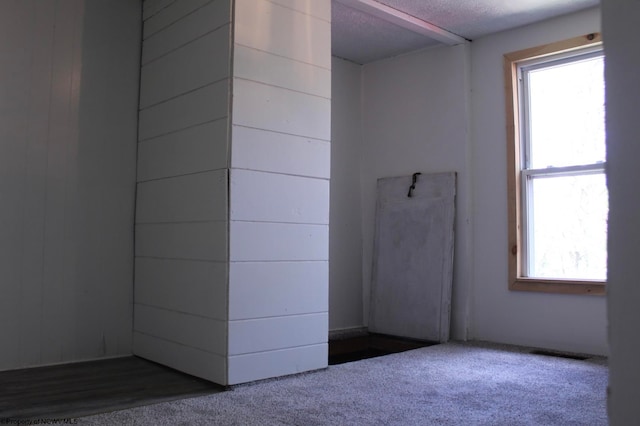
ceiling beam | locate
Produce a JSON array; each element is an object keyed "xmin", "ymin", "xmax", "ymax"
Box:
[{"xmin": 335, "ymin": 0, "xmax": 467, "ymax": 45}]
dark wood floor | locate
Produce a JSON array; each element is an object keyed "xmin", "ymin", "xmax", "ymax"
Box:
[
  {"xmin": 328, "ymin": 333, "xmax": 436, "ymax": 365},
  {"xmin": 0, "ymin": 356, "xmax": 222, "ymax": 420},
  {"xmin": 0, "ymin": 335, "xmax": 433, "ymax": 421}
]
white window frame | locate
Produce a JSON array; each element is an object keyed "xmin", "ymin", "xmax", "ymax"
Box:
[{"xmin": 504, "ymin": 33, "xmax": 606, "ymax": 295}]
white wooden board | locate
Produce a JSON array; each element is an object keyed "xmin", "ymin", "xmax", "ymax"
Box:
[{"xmin": 369, "ymin": 172, "xmax": 456, "ymax": 342}]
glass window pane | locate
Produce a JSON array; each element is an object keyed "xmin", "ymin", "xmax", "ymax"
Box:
[
  {"xmin": 529, "ymin": 173, "xmax": 607, "ymax": 280},
  {"xmin": 527, "ymin": 55, "xmax": 605, "ymax": 168}
]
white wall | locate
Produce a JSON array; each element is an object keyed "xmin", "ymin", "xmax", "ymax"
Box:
[
  {"xmin": 602, "ymin": 0, "xmax": 640, "ymax": 422},
  {"xmin": 326, "ymin": 7, "xmax": 608, "ymax": 358},
  {"xmin": 228, "ymin": 0, "xmax": 331, "ymax": 385},
  {"xmin": 361, "ymin": 44, "xmax": 473, "ymax": 340},
  {"xmin": 134, "ymin": 0, "xmax": 231, "ymax": 384},
  {"xmin": 0, "ymin": 0, "xmax": 140, "ymax": 370},
  {"xmin": 470, "ymin": 7, "xmax": 608, "ymax": 355},
  {"xmin": 329, "ymin": 57, "xmax": 364, "ymax": 333}
]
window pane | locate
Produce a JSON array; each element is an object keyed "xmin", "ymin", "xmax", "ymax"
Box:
[
  {"xmin": 527, "ymin": 55, "xmax": 605, "ymax": 168},
  {"xmin": 529, "ymin": 173, "xmax": 607, "ymax": 280}
]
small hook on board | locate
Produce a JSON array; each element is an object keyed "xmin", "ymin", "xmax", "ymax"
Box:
[{"xmin": 407, "ymin": 172, "xmax": 422, "ymax": 197}]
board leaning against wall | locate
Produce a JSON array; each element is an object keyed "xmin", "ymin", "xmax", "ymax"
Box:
[{"xmin": 369, "ymin": 172, "xmax": 456, "ymax": 343}]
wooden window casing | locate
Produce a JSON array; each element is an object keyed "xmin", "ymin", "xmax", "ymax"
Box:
[{"xmin": 504, "ymin": 33, "xmax": 606, "ymax": 296}]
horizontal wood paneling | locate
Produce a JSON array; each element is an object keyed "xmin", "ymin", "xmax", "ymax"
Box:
[
  {"xmin": 135, "ymin": 258, "xmax": 227, "ymax": 320},
  {"xmin": 137, "ymin": 119, "xmax": 228, "ymax": 181},
  {"xmin": 144, "ymin": 0, "xmax": 212, "ymax": 39},
  {"xmin": 231, "ymin": 126, "xmax": 329, "ymax": 178},
  {"xmin": 226, "ymin": 0, "xmax": 331, "ymax": 384},
  {"xmin": 139, "ymin": 79, "xmax": 229, "ymax": 140},
  {"xmin": 136, "ymin": 0, "xmax": 231, "ymax": 385},
  {"xmin": 234, "ymin": 0, "xmax": 330, "ymax": 69},
  {"xmin": 142, "ymin": 0, "xmax": 230, "ymax": 64},
  {"xmin": 134, "ymin": 304, "xmax": 226, "ymax": 355},
  {"xmin": 133, "ymin": 332, "xmax": 226, "ymax": 384},
  {"xmin": 230, "ymin": 222, "xmax": 328, "ymax": 262},
  {"xmin": 233, "ymin": 45, "xmax": 330, "ymax": 99},
  {"xmin": 140, "ymin": 26, "xmax": 230, "ymax": 109},
  {"xmin": 230, "ymin": 170, "xmax": 329, "ymax": 224},
  {"xmin": 137, "ymin": 0, "xmax": 331, "ymax": 386},
  {"xmin": 136, "ymin": 170, "xmax": 228, "ymax": 224},
  {"xmin": 136, "ymin": 222, "xmax": 227, "ymax": 261},
  {"xmin": 227, "ymin": 343, "xmax": 327, "ymax": 385},
  {"xmin": 229, "ymin": 261, "xmax": 328, "ymax": 320},
  {"xmin": 228, "ymin": 313, "xmax": 327, "ymax": 355},
  {"xmin": 233, "ymin": 79, "xmax": 330, "ymax": 141}
]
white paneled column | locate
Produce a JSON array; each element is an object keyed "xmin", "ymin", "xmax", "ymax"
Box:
[
  {"xmin": 134, "ymin": 0, "xmax": 232, "ymax": 385},
  {"xmin": 135, "ymin": 0, "xmax": 330, "ymax": 385},
  {"xmin": 228, "ymin": 0, "xmax": 331, "ymax": 384}
]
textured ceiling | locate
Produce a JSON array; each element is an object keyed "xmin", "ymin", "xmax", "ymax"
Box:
[
  {"xmin": 332, "ymin": 1, "xmax": 441, "ymax": 64},
  {"xmin": 332, "ymin": 0, "xmax": 600, "ymax": 64}
]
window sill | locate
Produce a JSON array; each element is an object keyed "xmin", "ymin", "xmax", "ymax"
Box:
[{"xmin": 509, "ymin": 278, "xmax": 606, "ymax": 295}]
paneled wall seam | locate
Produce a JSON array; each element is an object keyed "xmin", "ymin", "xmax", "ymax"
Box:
[
  {"xmin": 229, "ymin": 259, "xmax": 328, "ymax": 263},
  {"xmin": 143, "ymin": 0, "xmax": 177, "ymax": 21},
  {"xmin": 223, "ymin": 0, "xmax": 235, "ymax": 386},
  {"xmin": 134, "ymin": 302, "xmax": 227, "ymax": 321},
  {"xmin": 133, "ymin": 334, "xmax": 227, "ymax": 361},
  {"xmin": 229, "ymin": 168, "xmax": 330, "ymax": 181},
  {"xmin": 132, "ymin": 330, "xmax": 225, "ymax": 356},
  {"xmin": 143, "ymin": 0, "xmax": 217, "ymax": 40},
  {"xmin": 136, "ymin": 220, "xmax": 228, "ymax": 226},
  {"xmin": 228, "ymin": 342, "xmax": 327, "ymax": 358},
  {"xmin": 140, "ymin": 118, "xmax": 229, "ymax": 143},
  {"xmin": 233, "ymin": 124, "xmax": 330, "ymax": 143},
  {"xmin": 233, "ymin": 77, "xmax": 330, "ymax": 101},
  {"xmin": 136, "ymin": 168, "xmax": 228, "ymax": 184},
  {"xmin": 142, "ymin": 22, "xmax": 230, "ymax": 66},
  {"xmin": 228, "ymin": 312, "xmax": 329, "ymax": 322},
  {"xmin": 135, "ymin": 256, "xmax": 227, "ymax": 263},
  {"xmin": 138, "ymin": 117, "xmax": 227, "ymax": 143},
  {"xmin": 230, "ymin": 220, "xmax": 328, "ymax": 226},
  {"xmin": 233, "ymin": 79, "xmax": 330, "ymax": 139},
  {"xmin": 139, "ymin": 29, "xmax": 230, "ymax": 108},
  {"xmin": 261, "ymin": 0, "xmax": 331, "ymax": 23},
  {"xmin": 139, "ymin": 78, "xmax": 229, "ymax": 112},
  {"xmin": 132, "ymin": 0, "xmax": 145, "ymax": 354},
  {"xmin": 234, "ymin": 43, "xmax": 331, "ymax": 71},
  {"xmin": 234, "ymin": 0, "xmax": 331, "ymax": 68}
]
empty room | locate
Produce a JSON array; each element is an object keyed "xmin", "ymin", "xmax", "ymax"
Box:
[{"xmin": 1, "ymin": 0, "xmax": 638, "ymax": 424}]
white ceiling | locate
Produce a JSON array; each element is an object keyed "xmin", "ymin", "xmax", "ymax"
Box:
[{"xmin": 331, "ymin": 0, "xmax": 599, "ymax": 64}]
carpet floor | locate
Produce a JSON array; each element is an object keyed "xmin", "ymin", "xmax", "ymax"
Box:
[{"xmin": 70, "ymin": 341, "xmax": 607, "ymax": 425}]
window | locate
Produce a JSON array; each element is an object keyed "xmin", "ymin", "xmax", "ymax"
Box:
[{"xmin": 504, "ymin": 33, "xmax": 606, "ymax": 295}]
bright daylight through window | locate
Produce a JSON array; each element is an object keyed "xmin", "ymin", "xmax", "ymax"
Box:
[{"xmin": 505, "ymin": 34, "xmax": 607, "ymax": 295}]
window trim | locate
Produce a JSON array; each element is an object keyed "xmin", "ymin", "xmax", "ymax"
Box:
[{"xmin": 504, "ymin": 33, "xmax": 606, "ymax": 296}]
